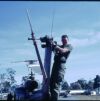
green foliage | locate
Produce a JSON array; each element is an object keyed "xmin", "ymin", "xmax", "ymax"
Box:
[
  {"xmin": 93, "ymin": 75, "xmax": 100, "ymax": 89},
  {"xmin": 70, "ymin": 78, "xmax": 94, "ymax": 90},
  {"xmin": 0, "ymin": 68, "xmax": 16, "ymax": 93},
  {"xmin": 70, "ymin": 82, "xmax": 82, "ymax": 90},
  {"xmin": 87, "ymin": 80, "xmax": 94, "ymax": 90},
  {"xmin": 77, "ymin": 79, "xmax": 87, "ymax": 89},
  {"xmin": 62, "ymin": 81, "xmax": 70, "ymax": 90},
  {"xmin": 6, "ymin": 68, "xmax": 16, "ymax": 85}
]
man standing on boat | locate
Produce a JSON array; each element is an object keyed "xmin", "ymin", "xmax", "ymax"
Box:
[{"xmin": 50, "ymin": 34, "xmax": 73, "ymax": 101}]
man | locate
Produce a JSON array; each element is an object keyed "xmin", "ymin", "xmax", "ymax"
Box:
[{"xmin": 50, "ymin": 35, "xmax": 73, "ymax": 101}]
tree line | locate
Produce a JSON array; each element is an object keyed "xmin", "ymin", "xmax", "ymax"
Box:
[
  {"xmin": 62, "ymin": 75, "xmax": 100, "ymax": 91},
  {"xmin": 0, "ymin": 68, "xmax": 16, "ymax": 93},
  {"xmin": 0, "ymin": 67, "xmax": 100, "ymax": 93}
]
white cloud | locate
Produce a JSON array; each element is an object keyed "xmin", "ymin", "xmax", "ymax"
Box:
[
  {"xmin": 14, "ymin": 48, "xmax": 34, "ymax": 56},
  {"xmin": 70, "ymin": 31, "xmax": 100, "ymax": 47},
  {"xmin": 49, "ymin": 29, "xmax": 100, "ymax": 47}
]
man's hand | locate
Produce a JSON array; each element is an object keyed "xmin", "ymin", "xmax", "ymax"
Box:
[{"xmin": 52, "ymin": 41, "xmax": 57, "ymax": 51}]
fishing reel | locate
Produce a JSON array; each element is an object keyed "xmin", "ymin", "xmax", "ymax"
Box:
[
  {"xmin": 40, "ymin": 35, "xmax": 58, "ymax": 52},
  {"xmin": 40, "ymin": 35, "xmax": 53, "ymax": 48}
]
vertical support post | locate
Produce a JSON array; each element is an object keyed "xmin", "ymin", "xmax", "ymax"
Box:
[
  {"xmin": 40, "ymin": 36, "xmax": 53, "ymax": 99},
  {"xmin": 42, "ymin": 47, "xmax": 52, "ymax": 100}
]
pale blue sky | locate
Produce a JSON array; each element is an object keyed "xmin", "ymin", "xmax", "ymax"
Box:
[{"xmin": 0, "ymin": 1, "xmax": 100, "ymax": 84}]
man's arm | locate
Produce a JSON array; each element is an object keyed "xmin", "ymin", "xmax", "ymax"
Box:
[
  {"xmin": 52, "ymin": 41, "xmax": 73, "ymax": 53},
  {"xmin": 55, "ymin": 46, "xmax": 69, "ymax": 53}
]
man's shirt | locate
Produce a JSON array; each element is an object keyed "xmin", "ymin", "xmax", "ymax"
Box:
[{"xmin": 54, "ymin": 44, "xmax": 73, "ymax": 63}]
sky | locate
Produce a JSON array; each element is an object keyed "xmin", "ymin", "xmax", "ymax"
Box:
[{"xmin": 0, "ymin": 1, "xmax": 100, "ymax": 85}]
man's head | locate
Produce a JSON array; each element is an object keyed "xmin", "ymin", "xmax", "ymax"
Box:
[{"xmin": 61, "ymin": 35, "xmax": 69, "ymax": 45}]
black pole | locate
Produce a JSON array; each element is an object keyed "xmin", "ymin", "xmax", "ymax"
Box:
[{"xmin": 26, "ymin": 9, "xmax": 47, "ymax": 81}]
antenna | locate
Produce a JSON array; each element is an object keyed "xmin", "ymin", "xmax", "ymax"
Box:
[
  {"xmin": 26, "ymin": 9, "xmax": 33, "ymax": 34},
  {"xmin": 50, "ymin": 9, "xmax": 55, "ymax": 38}
]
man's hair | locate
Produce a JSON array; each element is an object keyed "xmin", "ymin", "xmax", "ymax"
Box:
[{"xmin": 61, "ymin": 35, "xmax": 69, "ymax": 39}]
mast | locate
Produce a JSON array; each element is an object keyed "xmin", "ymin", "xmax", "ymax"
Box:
[{"xmin": 26, "ymin": 9, "xmax": 47, "ymax": 81}]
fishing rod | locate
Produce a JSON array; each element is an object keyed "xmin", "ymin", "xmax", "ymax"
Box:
[
  {"xmin": 50, "ymin": 9, "xmax": 55, "ymax": 38},
  {"xmin": 26, "ymin": 9, "xmax": 47, "ymax": 81}
]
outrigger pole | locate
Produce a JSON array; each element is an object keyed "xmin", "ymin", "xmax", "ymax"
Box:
[
  {"xmin": 26, "ymin": 9, "xmax": 55, "ymax": 100},
  {"xmin": 50, "ymin": 8, "xmax": 55, "ymax": 38},
  {"xmin": 26, "ymin": 9, "xmax": 47, "ymax": 81}
]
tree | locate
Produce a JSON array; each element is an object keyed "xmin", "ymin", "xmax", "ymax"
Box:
[
  {"xmin": 93, "ymin": 75, "xmax": 100, "ymax": 94},
  {"xmin": 6, "ymin": 68, "xmax": 16, "ymax": 86},
  {"xmin": 0, "ymin": 73, "xmax": 6, "ymax": 85},
  {"xmin": 77, "ymin": 79, "xmax": 87, "ymax": 89},
  {"xmin": 62, "ymin": 81, "xmax": 70, "ymax": 90},
  {"xmin": 0, "ymin": 73, "xmax": 6, "ymax": 92},
  {"xmin": 0, "ymin": 68, "xmax": 16, "ymax": 93},
  {"xmin": 2, "ymin": 81, "xmax": 10, "ymax": 93},
  {"xmin": 87, "ymin": 80, "xmax": 94, "ymax": 90},
  {"xmin": 70, "ymin": 82, "xmax": 82, "ymax": 90},
  {"xmin": 93, "ymin": 75, "xmax": 100, "ymax": 89}
]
